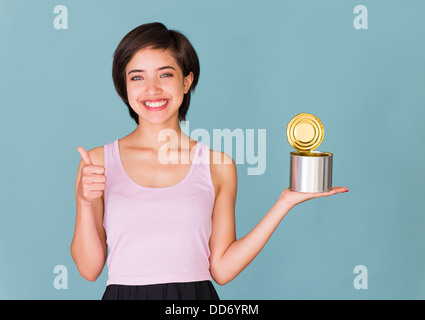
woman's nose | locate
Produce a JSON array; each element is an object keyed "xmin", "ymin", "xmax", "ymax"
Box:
[{"xmin": 145, "ymin": 78, "xmax": 162, "ymax": 95}]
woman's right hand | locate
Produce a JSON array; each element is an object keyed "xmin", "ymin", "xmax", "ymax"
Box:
[{"xmin": 76, "ymin": 147, "xmax": 107, "ymax": 204}]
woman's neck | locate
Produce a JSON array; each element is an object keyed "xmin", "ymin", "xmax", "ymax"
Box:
[{"xmin": 125, "ymin": 119, "xmax": 191, "ymax": 152}]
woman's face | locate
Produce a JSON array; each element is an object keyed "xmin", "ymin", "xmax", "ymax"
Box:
[{"xmin": 125, "ymin": 47, "xmax": 193, "ymax": 125}]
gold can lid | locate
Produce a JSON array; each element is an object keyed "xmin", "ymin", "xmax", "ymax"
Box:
[{"xmin": 286, "ymin": 113, "xmax": 324, "ymax": 152}]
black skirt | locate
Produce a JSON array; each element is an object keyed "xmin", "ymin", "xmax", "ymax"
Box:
[{"xmin": 102, "ymin": 280, "xmax": 219, "ymax": 300}]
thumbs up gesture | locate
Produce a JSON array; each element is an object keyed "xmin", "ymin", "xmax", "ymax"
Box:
[{"xmin": 76, "ymin": 147, "xmax": 107, "ymax": 204}]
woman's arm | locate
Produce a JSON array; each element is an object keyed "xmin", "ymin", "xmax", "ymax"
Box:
[
  {"xmin": 70, "ymin": 147, "xmax": 108, "ymax": 282},
  {"xmin": 208, "ymin": 151, "xmax": 348, "ymax": 285}
]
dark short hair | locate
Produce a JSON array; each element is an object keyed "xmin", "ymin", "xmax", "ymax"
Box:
[{"xmin": 112, "ymin": 22, "xmax": 200, "ymax": 125}]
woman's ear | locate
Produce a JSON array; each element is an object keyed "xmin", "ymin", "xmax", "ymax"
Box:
[{"xmin": 183, "ymin": 72, "xmax": 194, "ymax": 94}]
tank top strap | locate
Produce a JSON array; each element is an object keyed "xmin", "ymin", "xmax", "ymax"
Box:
[
  {"xmin": 103, "ymin": 139, "xmax": 119, "ymax": 182},
  {"xmin": 193, "ymin": 141, "xmax": 210, "ymax": 165},
  {"xmin": 192, "ymin": 141, "xmax": 215, "ymax": 203}
]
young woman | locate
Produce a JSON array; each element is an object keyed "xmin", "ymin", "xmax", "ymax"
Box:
[{"xmin": 71, "ymin": 22, "xmax": 348, "ymax": 300}]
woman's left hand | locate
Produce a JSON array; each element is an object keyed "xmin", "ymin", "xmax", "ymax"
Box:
[{"xmin": 278, "ymin": 186, "xmax": 349, "ymax": 209}]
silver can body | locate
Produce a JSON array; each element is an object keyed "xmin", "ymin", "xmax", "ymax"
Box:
[{"xmin": 290, "ymin": 151, "xmax": 333, "ymax": 193}]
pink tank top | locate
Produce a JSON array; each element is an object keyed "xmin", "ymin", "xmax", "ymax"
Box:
[{"xmin": 103, "ymin": 139, "xmax": 215, "ymax": 286}]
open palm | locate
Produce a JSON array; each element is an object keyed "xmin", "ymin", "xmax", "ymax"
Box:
[{"xmin": 278, "ymin": 186, "xmax": 349, "ymax": 209}]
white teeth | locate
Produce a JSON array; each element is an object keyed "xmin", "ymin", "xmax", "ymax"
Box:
[{"xmin": 144, "ymin": 100, "xmax": 168, "ymax": 108}]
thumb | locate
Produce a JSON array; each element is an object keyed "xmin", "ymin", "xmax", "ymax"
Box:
[{"xmin": 77, "ymin": 146, "xmax": 93, "ymax": 165}]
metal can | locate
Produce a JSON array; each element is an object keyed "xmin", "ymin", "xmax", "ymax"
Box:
[{"xmin": 290, "ymin": 151, "xmax": 333, "ymax": 193}]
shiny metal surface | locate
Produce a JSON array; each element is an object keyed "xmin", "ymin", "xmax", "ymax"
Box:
[
  {"xmin": 290, "ymin": 151, "xmax": 333, "ymax": 193},
  {"xmin": 286, "ymin": 113, "xmax": 324, "ymax": 152}
]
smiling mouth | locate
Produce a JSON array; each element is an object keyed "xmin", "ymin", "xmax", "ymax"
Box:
[{"xmin": 142, "ymin": 99, "xmax": 169, "ymax": 108}]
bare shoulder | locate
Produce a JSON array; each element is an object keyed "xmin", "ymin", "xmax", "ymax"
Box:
[
  {"xmin": 209, "ymin": 149, "xmax": 238, "ymax": 196},
  {"xmin": 87, "ymin": 146, "xmax": 105, "ymax": 167}
]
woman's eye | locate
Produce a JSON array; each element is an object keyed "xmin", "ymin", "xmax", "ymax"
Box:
[
  {"xmin": 161, "ymin": 73, "xmax": 173, "ymax": 78},
  {"xmin": 131, "ymin": 76, "xmax": 143, "ymax": 80}
]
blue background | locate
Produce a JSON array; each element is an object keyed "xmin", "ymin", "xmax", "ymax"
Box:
[{"xmin": 1, "ymin": 0, "xmax": 424, "ymax": 299}]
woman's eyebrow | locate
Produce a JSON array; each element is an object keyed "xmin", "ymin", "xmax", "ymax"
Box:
[{"xmin": 128, "ymin": 66, "xmax": 176, "ymax": 75}]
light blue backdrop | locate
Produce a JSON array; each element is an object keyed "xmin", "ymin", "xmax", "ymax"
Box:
[{"xmin": 1, "ymin": 0, "xmax": 424, "ymax": 299}]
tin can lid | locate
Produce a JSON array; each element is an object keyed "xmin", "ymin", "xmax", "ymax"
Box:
[{"xmin": 286, "ymin": 113, "xmax": 324, "ymax": 152}]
